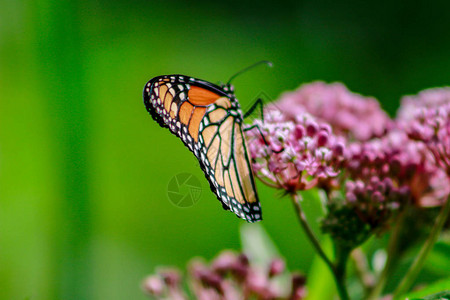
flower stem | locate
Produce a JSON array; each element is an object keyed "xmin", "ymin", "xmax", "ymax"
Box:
[
  {"xmin": 335, "ymin": 246, "xmax": 351, "ymax": 300},
  {"xmin": 367, "ymin": 209, "xmax": 406, "ymax": 300},
  {"xmin": 291, "ymin": 193, "xmax": 350, "ymax": 300},
  {"xmin": 393, "ymin": 195, "xmax": 450, "ymax": 298}
]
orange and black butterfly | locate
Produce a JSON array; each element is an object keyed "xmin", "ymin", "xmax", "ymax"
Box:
[{"xmin": 143, "ymin": 63, "xmax": 270, "ymax": 222}]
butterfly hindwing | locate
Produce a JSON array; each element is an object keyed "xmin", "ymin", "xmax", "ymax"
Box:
[
  {"xmin": 201, "ymin": 105, "xmax": 261, "ymax": 222},
  {"xmin": 143, "ymin": 75, "xmax": 262, "ymax": 222}
]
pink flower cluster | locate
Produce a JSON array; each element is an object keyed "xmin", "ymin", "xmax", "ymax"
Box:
[
  {"xmin": 246, "ymin": 109, "xmax": 345, "ymax": 193},
  {"xmin": 142, "ymin": 251, "xmax": 306, "ymax": 300},
  {"xmin": 271, "ymin": 81, "xmax": 391, "ymax": 141},
  {"xmin": 398, "ymin": 88, "xmax": 450, "ymax": 176},
  {"xmin": 245, "ymin": 82, "xmax": 450, "ymax": 232},
  {"xmin": 398, "ymin": 87, "xmax": 450, "ymax": 121},
  {"xmin": 346, "ymin": 130, "xmax": 440, "ymax": 204},
  {"xmin": 344, "ymin": 177, "xmax": 408, "ymax": 229}
]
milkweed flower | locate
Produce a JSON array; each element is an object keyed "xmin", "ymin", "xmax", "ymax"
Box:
[
  {"xmin": 142, "ymin": 269, "xmax": 186, "ymax": 300},
  {"xmin": 142, "ymin": 251, "xmax": 306, "ymax": 300},
  {"xmin": 398, "ymin": 87, "xmax": 450, "ymax": 177},
  {"xmin": 245, "ymin": 82, "xmax": 449, "ymax": 244},
  {"xmin": 245, "ymin": 109, "xmax": 346, "ymax": 193},
  {"xmin": 321, "ymin": 131, "xmax": 421, "ymax": 244},
  {"xmin": 345, "ymin": 126, "xmax": 450, "ymax": 207},
  {"xmin": 397, "ymin": 87, "xmax": 450, "ymax": 121},
  {"xmin": 271, "ymin": 81, "xmax": 391, "ymax": 141}
]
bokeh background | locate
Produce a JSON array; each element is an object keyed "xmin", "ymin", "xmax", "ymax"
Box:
[{"xmin": 1, "ymin": 1, "xmax": 450, "ymax": 299}]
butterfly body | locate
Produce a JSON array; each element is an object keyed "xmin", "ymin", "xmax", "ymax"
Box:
[{"xmin": 143, "ymin": 75, "xmax": 262, "ymax": 222}]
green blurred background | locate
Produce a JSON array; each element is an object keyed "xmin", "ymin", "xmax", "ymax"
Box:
[{"xmin": 1, "ymin": 1, "xmax": 450, "ymax": 299}]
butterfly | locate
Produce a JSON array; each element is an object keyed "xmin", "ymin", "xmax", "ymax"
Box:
[{"xmin": 143, "ymin": 63, "xmax": 270, "ymax": 222}]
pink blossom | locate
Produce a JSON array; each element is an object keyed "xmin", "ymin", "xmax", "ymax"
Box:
[
  {"xmin": 270, "ymin": 81, "xmax": 391, "ymax": 141},
  {"xmin": 245, "ymin": 109, "xmax": 345, "ymax": 193},
  {"xmin": 142, "ymin": 275, "xmax": 164, "ymax": 297},
  {"xmin": 397, "ymin": 87, "xmax": 450, "ymax": 121},
  {"xmin": 143, "ymin": 269, "xmax": 186, "ymax": 300},
  {"xmin": 268, "ymin": 258, "xmax": 285, "ymax": 277},
  {"xmin": 245, "ymin": 83, "xmax": 449, "ymax": 225},
  {"xmin": 397, "ymin": 87, "xmax": 450, "ymax": 177},
  {"xmin": 344, "ymin": 177, "xmax": 408, "ymax": 229},
  {"xmin": 345, "ymin": 129, "xmax": 448, "ymax": 207},
  {"xmin": 143, "ymin": 251, "xmax": 306, "ymax": 300}
]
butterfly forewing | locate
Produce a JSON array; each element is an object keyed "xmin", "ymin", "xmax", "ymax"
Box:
[{"xmin": 143, "ymin": 75, "xmax": 262, "ymax": 222}]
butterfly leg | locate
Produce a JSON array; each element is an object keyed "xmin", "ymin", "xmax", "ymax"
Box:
[
  {"xmin": 243, "ymin": 98, "xmax": 264, "ymax": 122},
  {"xmin": 243, "ymin": 98, "xmax": 267, "ymax": 144},
  {"xmin": 243, "ymin": 124, "xmax": 285, "ymax": 154},
  {"xmin": 243, "ymin": 98, "xmax": 267, "ymax": 145},
  {"xmin": 243, "ymin": 98, "xmax": 283, "ymax": 153}
]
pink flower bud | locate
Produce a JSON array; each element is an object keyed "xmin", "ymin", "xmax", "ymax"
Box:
[
  {"xmin": 333, "ymin": 142, "xmax": 345, "ymax": 156},
  {"xmin": 212, "ymin": 251, "xmax": 237, "ymax": 274},
  {"xmin": 291, "ymin": 273, "xmax": 306, "ymax": 291},
  {"xmin": 306, "ymin": 121, "xmax": 318, "ymax": 137},
  {"xmin": 142, "ymin": 275, "xmax": 165, "ymax": 296},
  {"xmin": 346, "ymin": 192, "xmax": 357, "ymax": 203},
  {"xmin": 294, "ymin": 125, "xmax": 305, "ymax": 139},
  {"xmin": 317, "ymin": 131, "xmax": 329, "ymax": 147},
  {"xmin": 268, "ymin": 258, "xmax": 285, "ymax": 277},
  {"xmin": 371, "ymin": 191, "xmax": 384, "ymax": 202},
  {"xmin": 159, "ymin": 269, "xmax": 181, "ymax": 287}
]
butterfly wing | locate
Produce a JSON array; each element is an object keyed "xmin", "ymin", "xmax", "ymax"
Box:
[{"xmin": 143, "ymin": 75, "xmax": 262, "ymax": 222}]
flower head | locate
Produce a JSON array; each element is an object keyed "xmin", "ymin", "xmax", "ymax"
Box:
[
  {"xmin": 344, "ymin": 129, "xmax": 447, "ymax": 207},
  {"xmin": 143, "ymin": 251, "xmax": 306, "ymax": 300},
  {"xmin": 245, "ymin": 83, "xmax": 449, "ymax": 241},
  {"xmin": 245, "ymin": 109, "xmax": 345, "ymax": 193},
  {"xmin": 142, "ymin": 268, "xmax": 186, "ymax": 300},
  {"xmin": 270, "ymin": 81, "xmax": 391, "ymax": 141},
  {"xmin": 397, "ymin": 87, "xmax": 450, "ymax": 177},
  {"xmin": 397, "ymin": 87, "xmax": 450, "ymax": 121}
]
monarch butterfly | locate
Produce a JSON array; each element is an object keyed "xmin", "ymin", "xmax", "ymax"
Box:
[{"xmin": 143, "ymin": 62, "xmax": 271, "ymax": 222}]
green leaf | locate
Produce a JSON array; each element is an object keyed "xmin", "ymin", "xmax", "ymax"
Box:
[
  {"xmin": 401, "ymin": 277, "xmax": 450, "ymax": 300},
  {"xmin": 409, "ymin": 290, "xmax": 450, "ymax": 300},
  {"xmin": 424, "ymin": 241, "xmax": 450, "ymax": 275},
  {"xmin": 240, "ymin": 223, "xmax": 281, "ymax": 266},
  {"xmin": 240, "ymin": 223, "xmax": 291, "ymax": 295}
]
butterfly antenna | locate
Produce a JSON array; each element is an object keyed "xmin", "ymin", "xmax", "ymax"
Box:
[{"xmin": 227, "ymin": 60, "xmax": 273, "ymax": 84}]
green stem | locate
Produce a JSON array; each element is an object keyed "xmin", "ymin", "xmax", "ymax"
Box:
[
  {"xmin": 393, "ymin": 195, "xmax": 450, "ymax": 298},
  {"xmin": 291, "ymin": 193, "xmax": 350, "ymax": 300},
  {"xmin": 335, "ymin": 246, "xmax": 351, "ymax": 300},
  {"xmin": 367, "ymin": 210, "xmax": 406, "ymax": 300}
]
